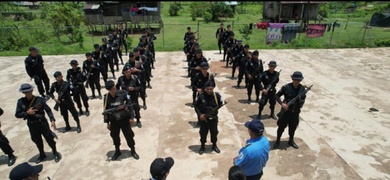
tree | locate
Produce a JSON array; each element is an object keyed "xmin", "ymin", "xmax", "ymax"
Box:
[{"xmin": 42, "ymin": 2, "xmax": 84, "ymax": 43}]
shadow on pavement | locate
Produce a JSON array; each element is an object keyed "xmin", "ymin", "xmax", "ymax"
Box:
[
  {"xmin": 188, "ymin": 144, "xmax": 214, "ymax": 154},
  {"xmin": 28, "ymin": 152, "xmax": 61, "ymax": 163},
  {"xmin": 105, "ymin": 150, "xmax": 132, "ymax": 162}
]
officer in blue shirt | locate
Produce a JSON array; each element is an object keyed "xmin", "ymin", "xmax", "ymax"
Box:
[{"xmin": 233, "ymin": 119, "xmax": 270, "ymax": 180}]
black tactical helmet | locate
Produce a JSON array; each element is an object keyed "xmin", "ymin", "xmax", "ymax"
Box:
[
  {"xmin": 70, "ymin": 60, "xmax": 78, "ymax": 65},
  {"xmin": 53, "ymin": 71, "xmax": 62, "ymax": 78},
  {"xmin": 291, "ymin": 71, "xmax": 304, "ymax": 80},
  {"xmin": 268, "ymin": 60, "xmax": 277, "ymax": 66}
]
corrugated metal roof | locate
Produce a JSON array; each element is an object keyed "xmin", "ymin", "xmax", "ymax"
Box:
[
  {"xmin": 280, "ymin": 1, "xmax": 327, "ymax": 4},
  {"xmin": 83, "ymin": 4, "xmax": 100, "ymax": 10}
]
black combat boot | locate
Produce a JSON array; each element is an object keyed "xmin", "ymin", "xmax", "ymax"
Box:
[
  {"xmin": 78, "ymin": 108, "xmax": 83, "ymax": 117},
  {"xmin": 257, "ymin": 107, "xmax": 263, "ymax": 120},
  {"xmin": 247, "ymin": 96, "xmax": 251, "ymax": 104},
  {"xmin": 53, "ymin": 148, "xmax": 61, "ymax": 163},
  {"xmin": 212, "ymin": 143, "xmax": 220, "ymax": 153},
  {"xmin": 85, "ymin": 108, "xmax": 90, "ymax": 117},
  {"xmin": 198, "ymin": 143, "xmax": 205, "ymax": 155},
  {"xmin": 7, "ymin": 153, "xmax": 16, "ymax": 166},
  {"xmin": 288, "ymin": 136, "xmax": 299, "ymax": 149},
  {"xmin": 62, "ymin": 119, "xmax": 71, "ymax": 133},
  {"xmin": 136, "ymin": 119, "xmax": 142, "ymax": 128},
  {"xmin": 76, "ymin": 122, "xmax": 82, "ymax": 133},
  {"xmin": 270, "ymin": 109, "xmax": 278, "ymax": 120},
  {"xmin": 273, "ymin": 130, "xmax": 282, "ymax": 150},
  {"xmin": 111, "ymin": 145, "xmax": 122, "ymax": 160},
  {"xmin": 131, "ymin": 148, "xmax": 139, "ymax": 160},
  {"xmin": 36, "ymin": 148, "xmax": 47, "ymax": 164}
]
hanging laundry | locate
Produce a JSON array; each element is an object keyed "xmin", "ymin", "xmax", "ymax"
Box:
[
  {"xmin": 281, "ymin": 23, "xmax": 300, "ymax": 43},
  {"xmin": 257, "ymin": 22, "xmax": 268, "ymax": 30},
  {"xmin": 266, "ymin": 23, "xmax": 285, "ymax": 44},
  {"xmin": 306, "ymin": 24, "xmax": 327, "ymax": 38}
]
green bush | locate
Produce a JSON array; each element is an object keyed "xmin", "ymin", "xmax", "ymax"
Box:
[
  {"xmin": 169, "ymin": 2, "xmax": 182, "ymax": 16},
  {"xmin": 23, "ymin": 12, "xmax": 35, "ymax": 21},
  {"xmin": 374, "ymin": 39, "xmax": 390, "ymax": 47},
  {"xmin": 203, "ymin": 12, "xmax": 212, "ymax": 23},
  {"xmin": 238, "ymin": 24, "xmax": 252, "ymax": 41}
]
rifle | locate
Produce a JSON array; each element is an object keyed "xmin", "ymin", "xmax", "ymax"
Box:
[
  {"xmin": 276, "ymin": 85, "xmax": 313, "ymax": 119},
  {"xmin": 265, "ymin": 69, "xmax": 282, "ymax": 94},
  {"xmin": 204, "ymin": 101, "xmax": 228, "ymax": 122},
  {"xmin": 249, "ymin": 61, "xmax": 266, "ymax": 79},
  {"xmin": 53, "ymin": 82, "xmax": 70, "ymax": 111},
  {"xmin": 84, "ymin": 61, "xmax": 95, "ymax": 88},
  {"xmin": 102, "ymin": 103, "xmax": 134, "ymax": 120}
]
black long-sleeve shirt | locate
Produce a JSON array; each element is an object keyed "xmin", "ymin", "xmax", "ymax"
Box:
[
  {"xmin": 15, "ymin": 96, "xmax": 56, "ymax": 122},
  {"xmin": 103, "ymin": 90, "xmax": 135, "ymax": 123},
  {"xmin": 275, "ymin": 83, "xmax": 306, "ymax": 112},
  {"xmin": 25, "ymin": 54, "xmax": 46, "ymax": 78},
  {"xmin": 259, "ymin": 70, "xmax": 280, "ymax": 91}
]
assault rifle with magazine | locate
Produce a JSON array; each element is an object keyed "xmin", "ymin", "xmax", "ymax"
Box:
[{"xmin": 277, "ymin": 85, "xmax": 313, "ymax": 119}]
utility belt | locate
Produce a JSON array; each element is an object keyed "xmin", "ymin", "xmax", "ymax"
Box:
[
  {"xmin": 111, "ymin": 109, "xmax": 130, "ymax": 121},
  {"xmin": 27, "ymin": 115, "xmax": 46, "ymax": 124}
]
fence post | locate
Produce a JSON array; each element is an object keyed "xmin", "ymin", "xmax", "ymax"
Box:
[{"xmin": 197, "ymin": 20, "xmax": 200, "ymax": 41}]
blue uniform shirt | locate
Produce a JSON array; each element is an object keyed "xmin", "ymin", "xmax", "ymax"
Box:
[{"xmin": 235, "ymin": 135, "xmax": 270, "ymax": 176}]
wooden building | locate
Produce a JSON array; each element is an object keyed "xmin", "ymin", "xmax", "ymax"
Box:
[
  {"xmin": 83, "ymin": 1, "xmax": 162, "ymax": 34},
  {"xmin": 263, "ymin": 1, "xmax": 327, "ymax": 23}
]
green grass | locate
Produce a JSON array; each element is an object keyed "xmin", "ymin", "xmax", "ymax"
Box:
[{"xmin": 0, "ymin": 1, "xmax": 389, "ymax": 56}]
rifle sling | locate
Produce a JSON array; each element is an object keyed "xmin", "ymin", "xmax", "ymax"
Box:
[{"xmin": 27, "ymin": 96, "xmax": 37, "ymax": 109}]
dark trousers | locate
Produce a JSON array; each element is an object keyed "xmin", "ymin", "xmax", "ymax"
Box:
[
  {"xmin": 110, "ymin": 119, "xmax": 135, "ymax": 148},
  {"xmin": 112, "ymin": 49, "xmax": 120, "ymax": 70},
  {"xmin": 27, "ymin": 120, "xmax": 56, "ymax": 155},
  {"xmin": 277, "ymin": 110, "xmax": 300, "ymax": 139},
  {"xmin": 87, "ymin": 74, "xmax": 101, "ymax": 97},
  {"xmin": 123, "ymin": 41, "xmax": 128, "ymax": 55},
  {"xmin": 139, "ymin": 80, "xmax": 147, "ymax": 105},
  {"xmin": 226, "ymin": 50, "xmax": 233, "ymax": 67},
  {"xmin": 247, "ymin": 79, "xmax": 261, "ymax": 100},
  {"xmin": 34, "ymin": 72, "xmax": 50, "ymax": 96},
  {"xmin": 237, "ymin": 66, "xmax": 247, "ymax": 86},
  {"xmin": 0, "ymin": 131, "xmax": 13, "ymax": 155},
  {"xmin": 258, "ymin": 90, "xmax": 276, "ymax": 112},
  {"xmin": 72, "ymin": 85, "xmax": 89, "ymax": 110},
  {"xmin": 223, "ymin": 47, "xmax": 227, "ymax": 61},
  {"xmin": 117, "ymin": 47, "xmax": 124, "ymax": 64},
  {"xmin": 217, "ymin": 39, "xmax": 223, "ymax": 53},
  {"xmin": 231, "ymin": 62, "xmax": 238, "ymax": 77},
  {"xmin": 246, "ymin": 171, "xmax": 263, "ymax": 180},
  {"xmin": 99, "ymin": 66, "xmax": 108, "ymax": 83},
  {"xmin": 103, "ymin": 56, "xmax": 115, "ymax": 77},
  {"xmin": 199, "ymin": 118, "xmax": 219, "ymax": 144},
  {"xmin": 131, "ymin": 98, "xmax": 141, "ymax": 120},
  {"xmin": 59, "ymin": 99, "xmax": 80, "ymax": 127}
]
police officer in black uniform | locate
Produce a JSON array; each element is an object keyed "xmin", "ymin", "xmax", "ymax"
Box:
[
  {"xmin": 116, "ymin": 67, "xmax": 143, "ymax": 128},
  {"xmin": 245, "ymin": 50, "xmax": 264, "ymax": 104},
  {"xmin": 145, "ymin": 28, "xmax": 157, "ymax": 61},
  {"xmin": 117, "ymin": 23, "xmax": 129, "ymax": 55},
  {"xmin": 132, "ymin": 48, "xmax": 148, "ymax": 110},
  {"xmin": 113, "ymin": 29, "xmax": 124, "ymax": 65},
  {"xmin": 49, "ymin": 71, "xmax": 82, "ymax": 133},
  {"xmin": 184, "ymin": 26, "xmax": 195, "ymax": 45},
  {"xmin": 193, "ymin": 62, "xmax": 215, "ymax": 128},
  {"xmin": 108, "ymin": 34, "xmax": 120, "ymax": 72},
  {"xmin": 273, "ymin": 71, "xmax": 306, "ymax": 150},
  {"xmin": 224, "ymin": 32, "xmax": 236, "ymax": 68},
  {"xmin": 236, "ymin": 45, "xmax": 250, "ymax": 88},
  {"xmin": 229, "ymin": 39, "xmax": 244, "ymax": 78},
  {"xmin": 67, "ymin": 60, "xmax": 90, "ymax": 117},
  {"xmin": 103, "ymin": 80, "xmax": 139, "ymax": 160},
  {"xmin": 83, "ymin": 52, "xmax": 102, "ymax": 99},
  {"xmin": 194, "ymin": 81, "xmax": 222, "ymax": 155},
  {"xmin": 189, "ymin": 49, "xmax": 208, "ymax": 106},
  {"xmin": 100, "ymin": 38, "xmax": 116, "ymax": 79},
  {"xmin": 24, "ymin": 47, "xmax": 51, "ymax": 97},
  {"xmin": 92, "ymin": 44, "xmax": 108, "ymax": 83},
  {"xmin": 15, "ymin": 83, "xmax": 61, "ymax": 163},
  {"xmin": 0, "ymin": 108, "xmax": 16, "ymax": 166},
  {"xmin": 215, "ymin": 23, "xmax": 226, "ymax": 54},
  {"xmin": 138, "ymin": 42, "xmax": 153, "ymax": 88},
  {"xmin": 222, "ymin": 25, "xmax": 234, "ymax": 61},
  {"xmin": 183, "ymin": 36, "xmax": 197, "ymax": 77},
  {"xmin": 257, "ymin": 61, "xmax": 280, "ymax": 120}
]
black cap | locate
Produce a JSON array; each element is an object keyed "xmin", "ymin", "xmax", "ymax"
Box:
[
  {"xmin": 129, "ymin": 52, "xmax": 135, "ymax": 58},
  {"xmin": 105, "ymin": 80, "xmax": 115, "ymax": 90},
  {"xmin": 252, "ymin": 50, "xmax": 259, "ymax": 56},
  {"xmin": 29, "ymin": 47, "xmax": 38, "ymax": 52},
  {"xmin": 291, "ymin": 71, "xmax": 304, "ymax": 80},
  {"xmin": 204, "ymin": 80, "xmax": 215, "ymax": 88},
  {"xmin": 195, "ymin": 49, "xmax": 202, "ymax": 53},
  {"xmin": 93, "ymin": 44, "xmax": 100, "ymax": 48},
  {"xmin": 244, "ymin": 44, "xmax": 250, "ymax": 48},
  {"xmin": 133, "ymin": 47, "xmax": 140, "ymax": 52},
  {"xmin": 19, "ymin": 83, "xmax": 34, "ymax": 93},
  {"xmin": 70, "ymin": 59, "xmax": 78, "ymax": 65},
  {"xmin": 150, "ymin": 157, "xmax": 175, "ymax": 179},
  {"xmin": 108, "ymin": 34, "xmax": 114, "ymax": 39},
  {"xmin": 220, "ymin": 23, "xmax": 224, "ymax": 26},
  {"xmin": 102, "ymin": 38, "xmax": 107, "ymax": 42},
  {"xmin": 227, "ymin": 25, "xmax": 231, "ymax": 28},
  {"xmin": 237, "ymin": 39, "xmax": 242, "ymax": 43},
  {"xmin": 245, "ymin": 119, "xmax": 264, "ymax": 135},
  {"xmin": 9, "ymin": 162, "xmax": 43, "ymax": 180},
  {"xmin": 200, "ymin": 62, "xmax": 209, "ymax": 69},
  {"xmin": 85, "ymin": 52, "xmax": 92, "ymax": 56},
  {"xmin": 53, "ymin": 71, "xmax": 62, "ymax": 78},
  {"xmin": 187, "ymin": 27, "xmax": 191, "ymax": 30},
  {"xmin": 268, "ymin": 60, "xmax": 277, "ymax": 66}
]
